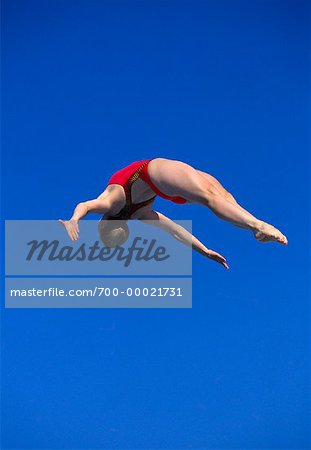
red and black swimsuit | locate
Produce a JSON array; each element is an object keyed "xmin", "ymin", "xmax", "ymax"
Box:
[{"xmin": 107, "ymin": 159, "xmax": 186, "ymax": 219}]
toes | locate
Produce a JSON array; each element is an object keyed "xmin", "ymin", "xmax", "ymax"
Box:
[
  {"xmin": 275, "ymin": 234, "xmax": 288, "ymax": 245},
  {"xmin": 254, "ymin": 225, "xmax": 287, "ymax": 245}
]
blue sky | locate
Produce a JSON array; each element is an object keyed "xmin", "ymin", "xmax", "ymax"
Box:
[{"xmin": 1, "ymin": 0, "xmax": 310, "ymax": 448}]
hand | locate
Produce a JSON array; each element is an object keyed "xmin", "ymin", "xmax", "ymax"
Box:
[
  {"xmin": 59, "ymin": 219, "xmax": 79, "ymax": 241},
  {"xmin": 206, "ymin": 249, "xmax": 229, "ymax": 269}
]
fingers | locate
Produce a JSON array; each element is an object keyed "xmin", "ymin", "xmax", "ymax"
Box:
[
  {"xmin": 69, "ymin": 232, "xmax": 78, "ymax": 241},
  {"xmin": 72, "ymin": 223, "xmax": 79, "ymax": 241},
  {"xmin": 219, "ymin": 258, "xmax": 229, "ymax": 269},
  {"xmin": 71, "ymin": 228, "xmax": 79, "ymax": 241},
  {"xmin": 68, "ymin": 225, "xmax": 79, "ymax": 241},
  {"xmin": 208, "ymin": 250, "xmax": 229, "ymax": 270},
  {"xmin": 59, "ymin": 220, "xmax": 79, "ymax": 241},
  {"xmin": 68, "ymin": 221, "xmax": 79, "ymax": 241}
]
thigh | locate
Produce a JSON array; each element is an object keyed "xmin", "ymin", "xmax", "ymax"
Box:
[{"xmin": 148, "ymin": 158, "xmax": 207, "ymax": 202}]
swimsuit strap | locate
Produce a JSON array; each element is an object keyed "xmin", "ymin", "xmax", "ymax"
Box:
[
  {"xmin": 112, "ymin": 161, "xmax": 156, "ymax": 219},
  {"xmin": 126, "ymin": 160, "xmax": 150, "ymax": 194}
]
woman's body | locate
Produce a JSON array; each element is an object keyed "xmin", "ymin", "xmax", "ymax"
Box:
[{"xmin": 60, "ymin": 158, "xmax": 287, "ymax": 269}]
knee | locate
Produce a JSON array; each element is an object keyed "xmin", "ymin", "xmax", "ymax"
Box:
[
  {"xmin": 187, "ymin": 174, "xmax": 220, "ymax": 204},
  {"xmin": 204, "ymin": 183, "xmax": 220, "ymax": 198},
  {"xmin": 196, "ymin": 184, "xmax": 220, "ymax": 206}
]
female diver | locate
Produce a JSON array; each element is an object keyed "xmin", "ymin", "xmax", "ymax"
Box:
[{"xmin": 59, "ymin": 158, "xmax": 287, "ymax": 269}]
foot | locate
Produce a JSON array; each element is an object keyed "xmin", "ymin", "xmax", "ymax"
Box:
[{"xmin": 253, "ymin": 221, "xmax": 288, "ymax": 245}]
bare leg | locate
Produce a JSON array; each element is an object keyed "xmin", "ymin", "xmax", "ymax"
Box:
[
  {"xmin": 196, "ymin": 170, "xmax": 238, "ymax": 205},
  {"xmin": 196, "ymin": 170, "xmax": 270, "ymax": 241},
  {"xmin": 148, "ymin": 159, "xmax": 288, "ymax": 244}
]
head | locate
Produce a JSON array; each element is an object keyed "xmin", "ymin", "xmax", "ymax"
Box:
[{"xmin": 98, "ymin": 217, "xmax": 129, "ymax": 247}]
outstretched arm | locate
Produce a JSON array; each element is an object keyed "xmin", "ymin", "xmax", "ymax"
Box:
[
  {"xmin": 59, "ymin": 197, "xmax": 112, "ymax": 241},
  {"xmin": 137, "ymin": 210, "xmax": 229, "ymax": 269}
]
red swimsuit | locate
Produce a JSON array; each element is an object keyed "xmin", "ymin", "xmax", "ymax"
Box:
[{"xmin": 107, "ymin": 159, "xmax": 186, "ymax": 219}]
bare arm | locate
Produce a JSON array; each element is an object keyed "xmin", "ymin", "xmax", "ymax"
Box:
[
  {"xmin": 59, "ymin": 197, "xmax": 112, "ymax": 241},
  {"xmin": 137, "ymin": 210, "xmax": 229, "ymax": 269},
  {"xmin": 71, "ymin": 198, "xmax": 112, "ymax": 221}
]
